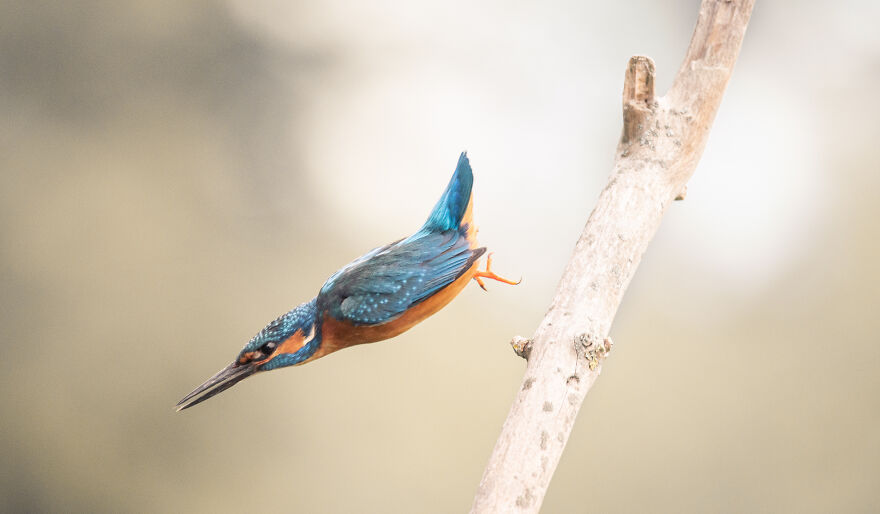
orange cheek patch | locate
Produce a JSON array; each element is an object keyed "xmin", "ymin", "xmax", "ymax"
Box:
[{"xmin": 275, "ymin": 329, "xmax": 308, "ymax": 356}]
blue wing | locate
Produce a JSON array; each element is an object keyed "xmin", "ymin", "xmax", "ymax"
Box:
[
  {"xmin": 318, "ymin": 230, "xmax": 485, "ymax": 326},
  {"xmin": 317, "ymin": 152, "xmax": 483, "ymax": 325}
]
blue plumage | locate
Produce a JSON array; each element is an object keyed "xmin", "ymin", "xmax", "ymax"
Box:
[
  {"xmin": 421, "ymin": 152, "xmax": 474, "ymax": 233},
  {"xmin": 317, "ymin": 152, "xmax": 484, "ymax": 327},
  {"xmin": 243, "ymin": 299, "xmax": 317, "ymax": 353},
  {"xmin": 238, "ymin": 299, "xmax": 319, "ymax": 368},
  {"xmin": 319, "ymin": 231, "xmax": 483, "ymax": 326}
]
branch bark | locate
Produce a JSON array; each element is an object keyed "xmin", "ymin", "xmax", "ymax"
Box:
[{"xmin": 471, "ymin": 1, "xmax": 755, "ymax": 512}]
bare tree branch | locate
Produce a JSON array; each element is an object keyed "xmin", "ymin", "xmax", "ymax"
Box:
[{"xmin": 470, "ymin": 1, "xmax": 756, "ymax": 512}]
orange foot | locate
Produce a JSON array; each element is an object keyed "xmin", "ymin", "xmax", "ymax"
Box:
[{"xmin": 473, "ymin": 253, "xmax": 521, "ymax": 291}]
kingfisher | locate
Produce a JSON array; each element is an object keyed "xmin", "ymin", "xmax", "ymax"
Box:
[{"xmin": 177, "ymin": 152, "xmax": 518, "ymax": 411}]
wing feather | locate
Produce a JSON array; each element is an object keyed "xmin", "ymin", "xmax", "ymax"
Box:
[{"xmin": 318, "ymin": 230, "xmax": 484, "ymax": 326}]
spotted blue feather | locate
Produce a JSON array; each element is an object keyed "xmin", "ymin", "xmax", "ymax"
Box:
[
  {"xmin": 238, "ymin": 299, "xmax": 320, "ymax": 367},
  {"xmin": 317, "ymin": 152, "xmax": 485, "ymax": 326}
]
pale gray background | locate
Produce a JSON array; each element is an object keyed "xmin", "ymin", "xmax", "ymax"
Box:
[{"xmin": 2, "ymin": 0, "xmax": 878, "ymax": 512}]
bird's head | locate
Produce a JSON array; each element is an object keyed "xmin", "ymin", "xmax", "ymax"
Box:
[{"xmin": 176, "ymin": 299, "xmax": 319, "ymax": 411}]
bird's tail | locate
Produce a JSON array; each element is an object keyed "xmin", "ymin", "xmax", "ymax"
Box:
[{"xmin": 421, "ymin": 152, "xmax": 474, "ymax": 233}]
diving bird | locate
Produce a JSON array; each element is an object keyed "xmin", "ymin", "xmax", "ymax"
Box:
[{"xmin": 177, "ymin": 152, "xmax": 518, "ymax": 411}]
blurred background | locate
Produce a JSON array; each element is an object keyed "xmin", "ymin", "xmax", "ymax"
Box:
[{"xmin": 1, "ymin": 0, "xmax": 878, "ymax": 512}]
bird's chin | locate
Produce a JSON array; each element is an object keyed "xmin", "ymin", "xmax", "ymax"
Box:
[{"xmin": 176, "ymin": 361, "xmax": 258, "ymax": 411}]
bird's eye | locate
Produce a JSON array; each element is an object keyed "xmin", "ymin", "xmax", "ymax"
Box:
[{"xmin": 238, "ymin": 342, "xmax": 278, "ymax": 364}]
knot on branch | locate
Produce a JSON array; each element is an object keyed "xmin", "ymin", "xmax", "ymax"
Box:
[
  {"xmin": 574, "ymin": 334, "xmax": 614, "ymax": 371},
  {"xmin": 510, "ymin": 336, "xmax": 533, "ymax": 360},
  {"xmin": 621, "ymin": 55, "xmax": 656, "ymax": 145},
  {"xmin": 675, "ymin": 185, "xmax": 688, "ymax": 201}
]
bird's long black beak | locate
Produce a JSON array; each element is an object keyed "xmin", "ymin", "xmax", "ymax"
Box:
[{"xmin": 176, "ymin": 361, "xmax": 258, "ymax": 411}]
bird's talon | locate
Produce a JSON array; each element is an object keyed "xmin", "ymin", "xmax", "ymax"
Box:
[{"xmin": 472, "ymin": 253, "xmax": 520, "ymax": 289}]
